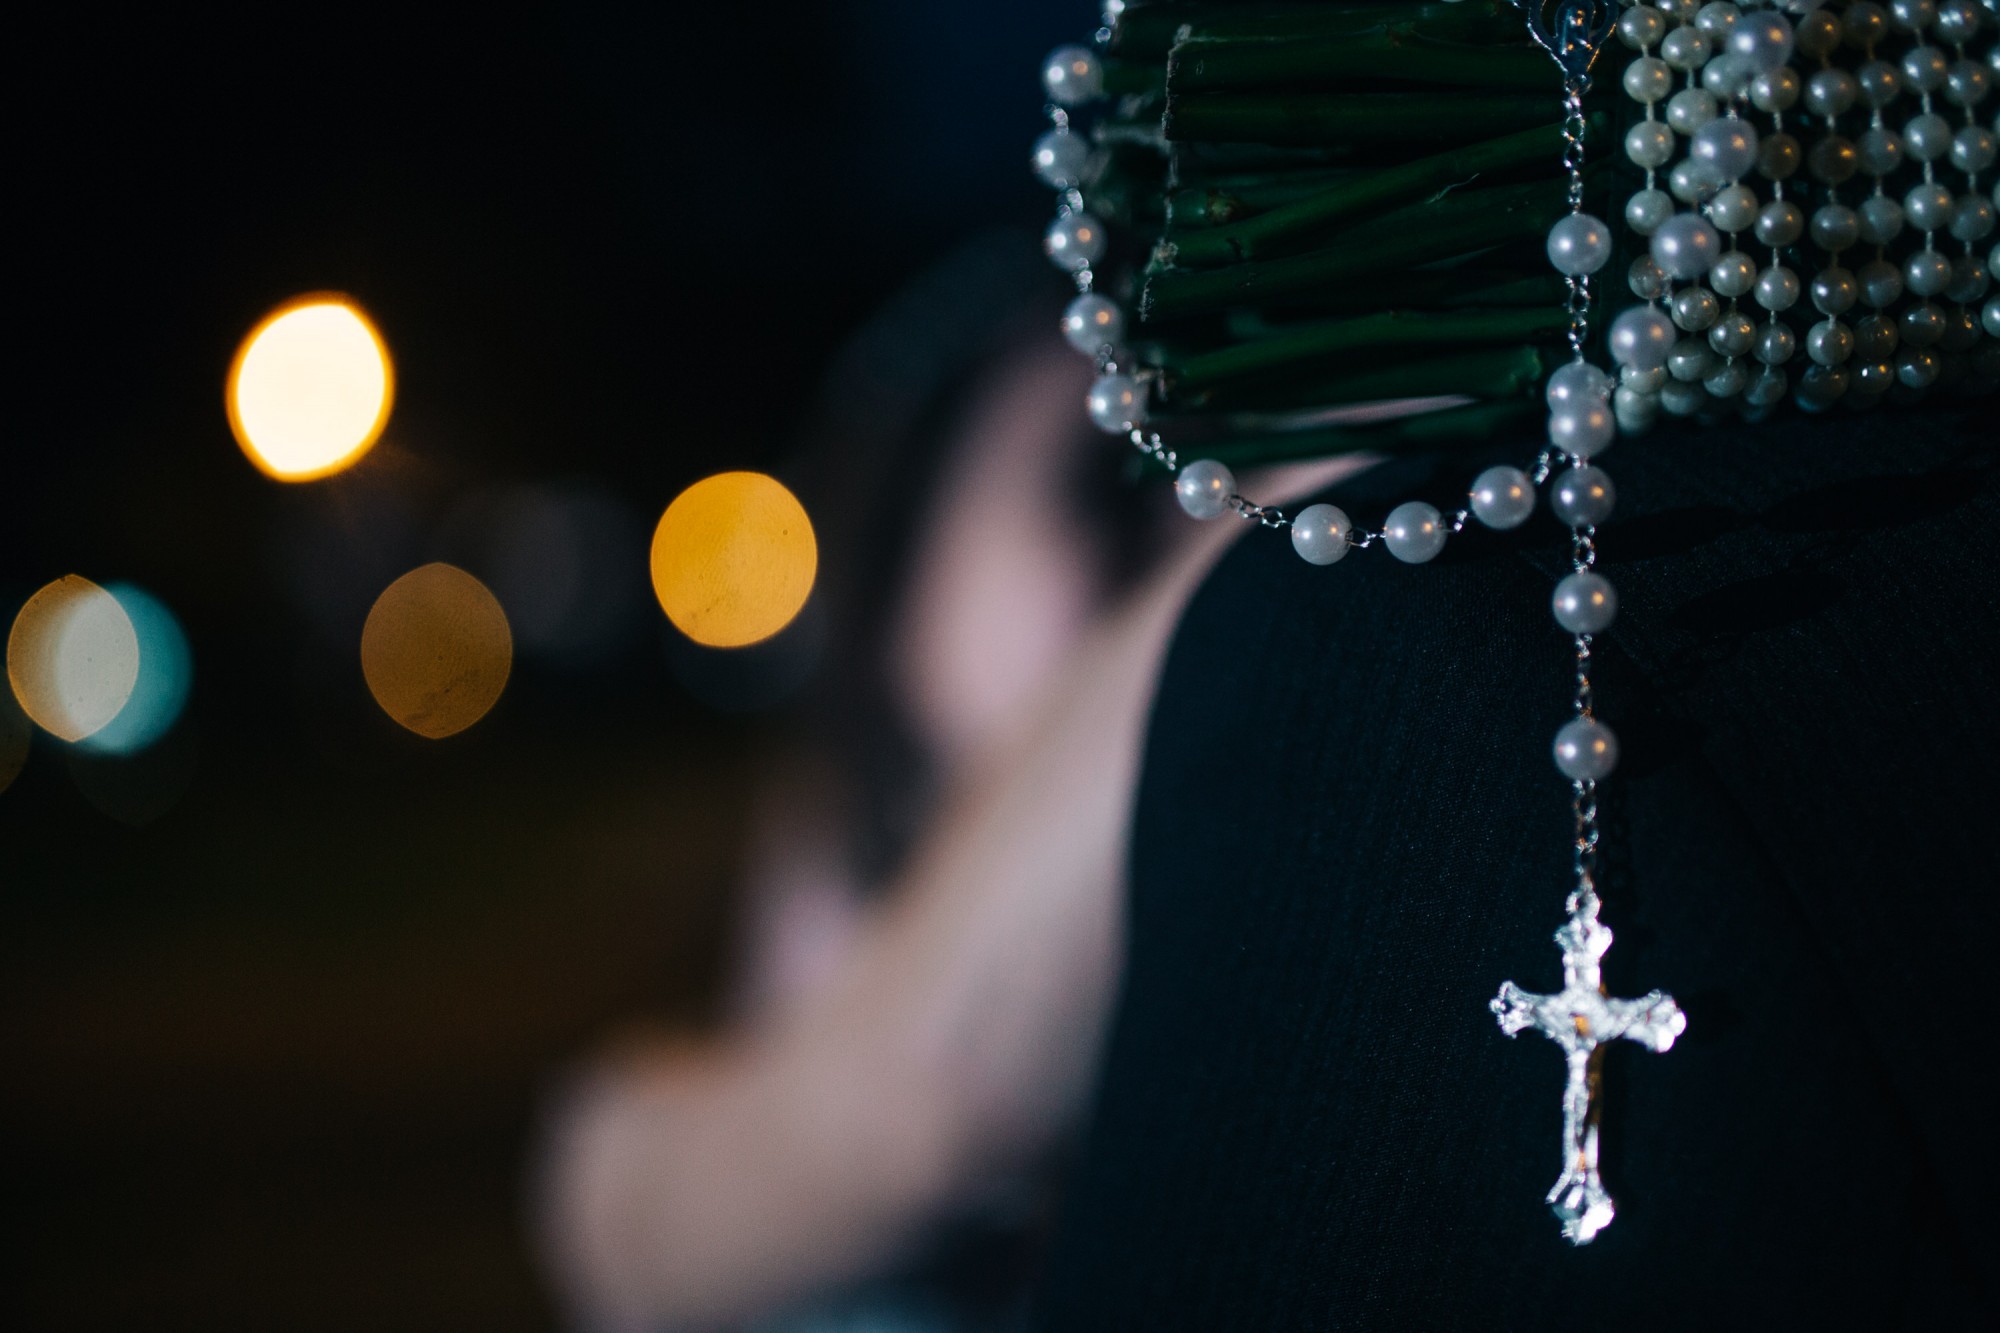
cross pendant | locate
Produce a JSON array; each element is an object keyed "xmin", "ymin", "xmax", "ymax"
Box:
[{"xmin": 1490, "ymin": 890, "xmax": 1685, "ymax": 1244}]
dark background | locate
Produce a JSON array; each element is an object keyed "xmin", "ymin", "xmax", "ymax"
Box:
[{"xmin": 4, "ymin": 5, "xmax": 1075, "ymax": 1326}]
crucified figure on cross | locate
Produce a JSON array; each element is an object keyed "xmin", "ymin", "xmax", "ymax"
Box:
[{"xmin": 1491, "ymin": 888, "xmax": 1686, "ymax": 1245}]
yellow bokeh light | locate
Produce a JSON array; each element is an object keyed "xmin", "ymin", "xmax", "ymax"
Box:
[
  {"xmin": 360, "ymin": 563, "xmax": 512, "ymax": 739},
  {"xmin": 7, "ymin": 575, "xmax": 142, "ymax": 743},
  {"xmin": 227, "ymin": 294, "xmax": 394, "ymax": 481},
  {"xmin": 650, "ymin": 471, "xmax": 817, "ymax": 649}
]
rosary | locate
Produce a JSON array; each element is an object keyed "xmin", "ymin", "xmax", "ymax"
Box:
[{"xmin": 1035, "ymin": 0, "xmax": 1997, "ymax": 1243}]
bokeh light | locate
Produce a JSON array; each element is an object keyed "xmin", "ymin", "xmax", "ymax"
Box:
[
  {"xmin": 227, "ymin": 295, "xmax": 394, "ymax": 481},
  {"xmin": 79, "ymin": 584, "xmax": 194, "ymax": 756},
  {"xmin": 650, "ymin": 472, "xmax": 817, "ymax": 649},
  {"xmin": 360, "ymin": 563, "xmax": 512, "ymax": 738},
  {"xmin": 7, "ymin": 575, "xmax": 141, "ymax": 743}
]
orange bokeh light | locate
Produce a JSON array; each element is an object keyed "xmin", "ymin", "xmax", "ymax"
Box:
[{"xmin": 649, "ymin": 472, "xmax": 817, "ymax": 649}]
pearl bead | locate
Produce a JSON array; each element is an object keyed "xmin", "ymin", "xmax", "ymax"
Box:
[
  {"xmin": 1755, "ymin": 321, "xmax": 1798, "ymax": 365},
  {"xmin": 1807, "ymin": 318, "xmax": 1856, "ymax": 365},
  {"xmin": 1706, "ymin": 183, "xmax": 1759, "ymax": 234},
  {"xmin": 1470, "ymin": 467, "xmax": 1536, "ymax": 530},
  {"xmin": 1614, "ymin": 384, "xmax": 1661, "ymax": 432},
  {"xmin": 1620, "ymin": 5, "xmax": 1668, "ymax": 49},
  {"xmin": 1744, "ymin": 365, "xmax": 1789, "ymax": 408},
  {"xmin": 1554, "ymin": 717, "xmax": 1620, "ymax": 782},
  {"xmin": 1853, "ymin": 358, "xmax": 1896, "ymax": 395},
  {"xmin": 1662, "ymin": 26, "xmax": 1712, "ymax": 70},
  {"xmin": 1704, "ymin": 53, "xmax": 1755, "ymax": 98},
  {"xmin": 1661, "ymin": 0, "xmax": 1699, "ymax": 22},
  {"xmin": 1629, "ymin": 254, "xmax": 1670, "ymax": 299},
  {"xmin": 1859, "ymin": 258, "xmax": 1906, "ymax": 307},
  {"xmin": 1704, "ymin": 359, "xmax": 1750, "ymax": 398},
  {"xmin": 1670, "ymin": 160, "xmax": 1720, "ymax": 206},
  {"xmin": 1696, "ymin": 3, "xmax": 1740, "ymax": 39},
  {"xmin": 1652, "ymin": 213, "xmax": 1721, "ymax": 279},
  {"xmin": 1691, "ymin": 117, "xmax": 1760, "ymax": 181},
  {"xmin": 1623, "ymin": 364, "xmax": 1671, "ymax": 393},
  {"xmin": 1941, "ymin": 306, "xmax": 1982, "ymax": 350},
  {"xmin": 1904, "ymin": 45, "xmax": 1950, "ymax": 93},
  {"xmin": 1984, "ymin": 297, "xmax": 2000, "ymax": 338},
  {"xmin": 1611, "ymin": 306, "xmax": 1678, "ymax": 370},
  {"xmin": 1174, "ymin": 459, "xmax": 1234, "ymax": 519},
  {"xmin": 1795, "ymin": 364, "xmax": 1850, "ymax": 411},
  {"xmin": 1710, "ymin": 250, "xmax": 1759, "ymax": 297},
  {"xmin": 1553, "ymin": 466, "xmax": 1616, "ymax": 529},
  {"xmin": 1382, "ymin": 502, "xmax": 1447, "ymax": 564},
  {"xmin": 1061, "ymin": 293, "xmax": 1123, "ymax": 354},
  {"xmin": 1889, "ymin": 0, "xmax": 1938, "ymax": 33},
  {"xmin": 1709, "ymin": 310, "xmax": 1757, "ymax": 355},
  {"xmin": 1936, "ymin": 0, "xmax": 1985, "ymax": 44},
  {"xmin": 1810, "ymin": 205, "xmax": 1860, "ymax": 252},
  {"xmin": 1625, "ymin": 57, "xmax": 1675, "ymax": 104},
  {"xmin": 1903, "ymin": 113, "xmax": 1955, "ymax": 163},
  {"xmin": 1673, "ymin": 286, "xmax": 1722, "ymax": 331},
  {"xmin": 1032, "ymin": 130, "xmax": 1090, "ymax": 190},
  {"xmin": 1755, "ymin": 265, "xmax": 1801, "ymax": 311},
  {"xmin": 1552, "ymin": 572, "xmax": 1619, "ymax": 634},
  {"xmin": 1042, "ymin": 46, "xmax": 1103, "ymax": 105},
  {"xmin": 1795, "ymin": 8, "xmax": 1843, "ymax": 59},
  {"xmin": 1944, "ymin": 76, "xmax": 1994, "ymax": 122},
  {"xmin": 1898, "ymin": 348, "xmax": 1941, "ymax": 389},
  {"xmin": 1753, "ymin": 201, "xmax": 1803, "ymax": 248},
  {"xmin": 1667, "ymin": 87, "xmax": 1720, "ymax": 134},
  {"xmin": 1905, "ymin": 248, "xmax": 1953, "ymax": 297},
  {"xmin": 1948, "ymin": 255, "xmax": 1991, "ymax": 303},
  {"xmin": 1812, "ymin": 267, "xmax": 1860, "ymax": 315},
  {"xmin": 1856, "ymin": 196, "xmax": 1905, "ymax": 246},
  {"xmin": 1856, "ymin": 127, "xmax": 1905, "ymax": 177},
  {"xmin": 1546, "ymin": 360, "xmax": 1614, "ymax": 409},
  {"xmin": 1854, "ymin": 313, "xmax": 1900, "ymax": 360},
  {"xmin": 1728, "ymin": 10, "xmax": 1794, "ymax": 69},
  {"xmin": 1550, "ymin": 401, "xmax": 1616, "ymax": 457},
  {"xmin": 1669, "ymin": 337, "xmax": 1719, "ymax": 382},
  {"xmin": 1757, "ymin": 132, "xmax": 1802, "ymax": 180},
  {"xmin": 1290, "ymin": 503, "xmax": 1352, "ymax": 564},
  {"xmin": 1087, "ymin": 373, "xmax": 1146, "ymax": 433},
  {"xmin": 1547, "ymin": 213, "xmax": 1613, "ymax": 276},
  {"xmin": 1953, "ymin": 127, "xmax": 1999, "ymax": 175},
  {"xmin": 1901, "ymin": 302, "xmax": 1946, "ymax": 347},
  {"xmin": 1856, "ymin": 60, "xmax": 1903, "ymax": 108},
  {"xmin": 1627, "ymin": 188, "xmax": 1676, "ymax": 237},
  {"xmin": 1905, "ymin": 182, "xmax": 1957, "ymax": 233},
  {"xmin": 1045, "ymin": 212, "xmax": 1105, "ymax": 271},
  {"xmin": 1842, "ymin": 1, "xmax": 1890, "ymax": 49},
  {"xmin": 1807, "ymin": 135, "xmax": 1859, "ymax": 186},
  {"xmin": 1626, "ymin": 121, "xmax": 1678, "ymax": 170},
  {"xmin": 1955, "ymin": 197, "xmax": 1997, "ymax": 243},
  {"xmin": 1660, "ymin": 377, "xmax": 1709, "ymax": 416},
  {"xmin": 1750, "ymin": 67, "xmax": 1801, "ymax": 112},
  {"xmin": 1804, "ymin": 68, "xmax": 1858, "ymax": 117}
]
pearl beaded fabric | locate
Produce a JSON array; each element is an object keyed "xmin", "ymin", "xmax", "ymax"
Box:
[{"xmin": 1610, "ymin": 0, "xmax": 2000, "ymax": 424}]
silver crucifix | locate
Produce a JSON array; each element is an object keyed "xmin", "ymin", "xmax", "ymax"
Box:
[{"xmin": 1490, "ymin": 889, "xmax": 1686, "ymax": 1244}]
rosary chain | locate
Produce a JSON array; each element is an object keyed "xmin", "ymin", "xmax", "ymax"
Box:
[{"xmin": 1569, "ymin": 522, "xmax": 1601, "ymax": 909}]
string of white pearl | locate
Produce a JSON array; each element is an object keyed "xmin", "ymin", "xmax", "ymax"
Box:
[
  {"xmin": 1033, "ymin": 8, "xmax": 1629, "ymax": 787},
  {"xmin": 1609, "ymin": 0, "xmax": 1998, "ymax": 419}
]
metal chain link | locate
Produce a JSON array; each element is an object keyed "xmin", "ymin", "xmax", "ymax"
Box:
[
  {"xmin": 1560, "ymin": 81, "xmax": 1593, "ymax": 361},
  {"xmin": 1568, "ymin": 522, "xmax": 1600, "ymax": 909}
]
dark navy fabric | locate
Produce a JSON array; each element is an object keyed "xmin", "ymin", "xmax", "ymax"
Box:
[{"xmin": 1035, "ymin": 408, "xmax": 2000, "ymax": 1328}]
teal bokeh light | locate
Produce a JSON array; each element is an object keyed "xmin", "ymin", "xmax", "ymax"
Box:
[{"xmin": 79, "ymin": 584, "xmax": 193, "ymax": 756}]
